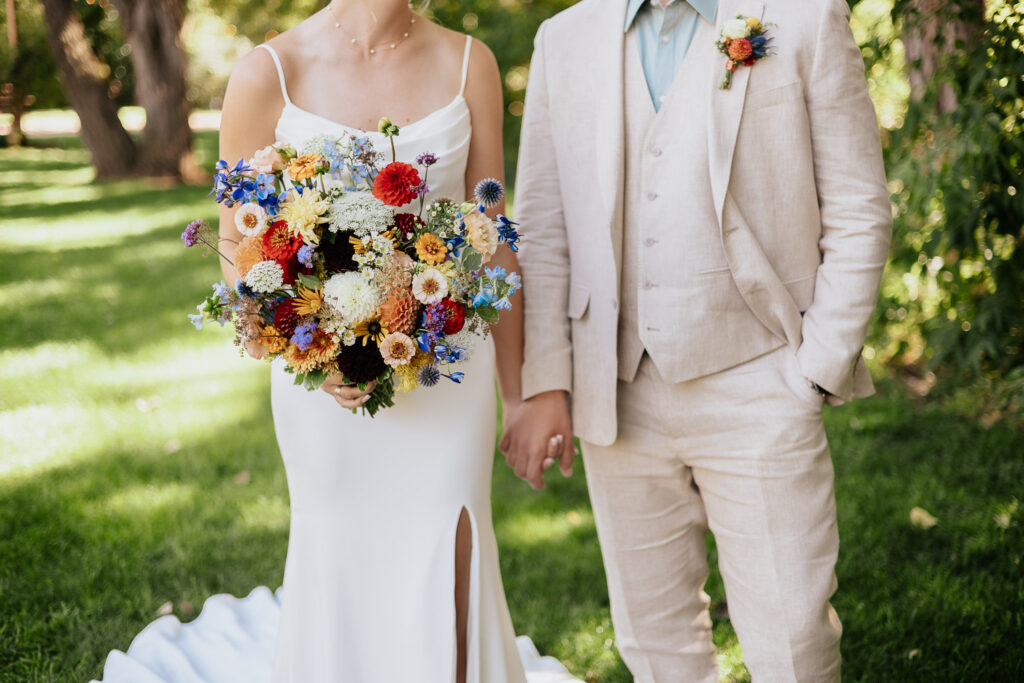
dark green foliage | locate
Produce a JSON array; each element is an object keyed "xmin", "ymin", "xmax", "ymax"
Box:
[{"xmin": 866, "ymin": 2, "xmax": 1023, "ymax": 391}]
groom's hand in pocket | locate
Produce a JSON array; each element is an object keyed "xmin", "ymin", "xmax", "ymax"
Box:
[{"xmin": 500, "ymin": 390, "xmax": 574, "ymax": 490}]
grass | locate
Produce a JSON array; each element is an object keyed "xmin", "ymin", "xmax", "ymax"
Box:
[{"xmin": 2, "ymin": 134, "xmax": 1023, "ymax": 682}]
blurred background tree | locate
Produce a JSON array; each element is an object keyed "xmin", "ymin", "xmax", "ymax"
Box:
[{"xmin": 855, "ymin": 0, "xmax": 1024, "ymax": 416}]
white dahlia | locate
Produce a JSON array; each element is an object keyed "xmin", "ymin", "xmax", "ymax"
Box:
[
  {"xmin": 328, "ymin": 191, "xmax": 395, "ymax": 236},
  {"xmin": 323, "ymin": 271, "xmax": 381, "ymax": 323}
]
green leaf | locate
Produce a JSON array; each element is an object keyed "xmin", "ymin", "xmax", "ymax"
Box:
[
  {"xmin": 298, "ymin": 273, "xmax": 322, "ymax": 290},
  {"xmin": 476, "ymin": 306, "xmax": 499, "ymax": 325}
]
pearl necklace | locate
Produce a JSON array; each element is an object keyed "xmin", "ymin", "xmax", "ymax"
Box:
[{"xmin": 326, "ymin": 2, "xmax": 417, "ymax": 56}]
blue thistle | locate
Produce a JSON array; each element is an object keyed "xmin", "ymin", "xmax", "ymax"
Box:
[
  {"xmin": 235, "ymin": 279, "xmax": 257, "ymax": 299},
  {"xmin": 419, "ymin": 365, "xmax": 441, "ymax": 387},
  {"xmin": 473, "ymin": 178, "xmax": 505, "ymax": 207}
]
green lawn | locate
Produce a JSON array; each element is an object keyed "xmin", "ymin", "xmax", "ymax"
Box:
[{"xmin": 1, "ymin": 136, "xmax": 1022, "ymax": 682}]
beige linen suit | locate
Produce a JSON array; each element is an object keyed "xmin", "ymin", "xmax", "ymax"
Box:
[{"xmin": 515, "ymin": 0, "xmax": 891, "ymax": 680}]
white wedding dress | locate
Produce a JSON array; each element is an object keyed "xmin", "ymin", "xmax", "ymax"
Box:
[{"xmin": 91, "ymin": 36, "xmax": 579, "ymax": 683}]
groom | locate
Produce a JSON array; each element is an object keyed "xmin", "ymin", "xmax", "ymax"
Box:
[{"xmin": 501, "ymin": 0, "xmax": 891, "ymax": 680}]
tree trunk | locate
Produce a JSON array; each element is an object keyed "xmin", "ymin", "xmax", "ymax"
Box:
[
  {"xmin": 5, "ymin": 0, "xmax": 23, "ymax": 145},
  {"xmin": 112, "ymin": 0, "xmax": 203, "ymax": 182},
  {"xmin": 39, "ymin": 0, "xmax": 136, "ymax": 178},
  {"xmin": 901, "ymin": 0, "xmax": 986, "ymax": 114}
]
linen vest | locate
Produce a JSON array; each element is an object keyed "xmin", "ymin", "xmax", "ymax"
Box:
[{"xmin": 617, "ymin": 26, "xmax": 782, "ymax": 383}]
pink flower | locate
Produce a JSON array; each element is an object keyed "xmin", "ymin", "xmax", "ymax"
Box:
[
  {"xmin": 379, "ymin": 332, "xmax": 416, "ymax": 367},
  {"xmin": 250, "ymin": 145, "xmax": 286, "ymax": 174}
]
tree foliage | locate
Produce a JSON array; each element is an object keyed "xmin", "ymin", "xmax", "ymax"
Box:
[{"xmin": 862, "ymin": 1, "xmax": 1024, "ymax": 393}]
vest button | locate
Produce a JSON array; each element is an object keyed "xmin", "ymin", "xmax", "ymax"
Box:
[
  {"xmin": 642, "ymin": 281, "xmax": 655, "ymax": 290},
  {"xmin": 644, "ymin": 238, "xmax": 657, "ymax": 247},
  {"xmin": 646, "ymin": 191, "xmax": 657, "ymax": 202},
  {"xmin": 650, "ymin": 147, "xmax": 663, "ymax": 157}
]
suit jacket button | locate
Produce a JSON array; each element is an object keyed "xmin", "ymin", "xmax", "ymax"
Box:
[
  {"xmin": 646, "ymin": 191, "xmax": 658, "ymax": 202},
  {"xmin": 642, "ymin": 281, "xmax": 655, "ymax": 290}
]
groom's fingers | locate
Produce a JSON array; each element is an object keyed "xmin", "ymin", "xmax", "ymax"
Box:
[{"xmin": 558, "ymin": 434, "xmax": 575, "ymax": 478}]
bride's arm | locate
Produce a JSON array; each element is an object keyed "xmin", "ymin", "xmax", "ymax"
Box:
[
  {"xmin": 462, "ymin": 38, "xmax": 524, "ymax": 415},
  {"xmin": 218, "ymin": 49, "xmax": 283, "ymax": 285},
  {"xmin": 216, "ymin": 49, "xmax": 285, "ymax": 360}
]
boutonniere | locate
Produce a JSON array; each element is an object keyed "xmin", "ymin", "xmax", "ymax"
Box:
[{"xmin": 716, "ymin": 15, "xmax": 775, "ymax": 90}]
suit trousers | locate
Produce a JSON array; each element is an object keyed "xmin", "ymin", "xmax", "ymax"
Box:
[{"xmin": 581, "ymin": 346, "xmax": 843, "ymax": 682}]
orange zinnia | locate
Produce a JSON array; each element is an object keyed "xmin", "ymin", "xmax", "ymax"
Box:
[
  {"xmin": 288, "ymin": 154, "xmax": 326, "ymax": 182},
  {"xmin": 415, "ymin": 233, "xmax": 448, "ymax": 265}
]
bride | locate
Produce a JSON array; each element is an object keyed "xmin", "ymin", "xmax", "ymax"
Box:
[{"xmin": 217, "ymin": 2, "xmax": 532, "ymax": 681}]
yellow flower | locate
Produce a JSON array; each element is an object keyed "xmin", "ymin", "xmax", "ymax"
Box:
[
  {"xmin": 352, "ymin": 317, "xmax": 389, "ymax": 346},
  {"xmin": 280, "ymin": 190, "xmax": 329, "ymax": 245},
  {"xmin": 745, "ymin": 16, "xmax": 761, "ymax": 31},
  {"xmin": 411, "ymin": 350, "xmax": 432, "ymax": 368},
  {"xmin": 293, "ymin": 286, "xmax": 323, "ymax": 316},
  {"xmin": 394, "ymin": 363, "xmax": 419, "ymax": 393},
  {"xmin": 415, "ymin": 233, "xmax": 448, "ymax": 265},
  {"xmin": 288, "ymin": 153, "xmax": 327, "ymax": 182}
]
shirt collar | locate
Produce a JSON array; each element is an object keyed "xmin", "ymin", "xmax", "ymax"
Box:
[{"xmin": 624, "ymin": 0, "xmax": 718, "ymax": 32}]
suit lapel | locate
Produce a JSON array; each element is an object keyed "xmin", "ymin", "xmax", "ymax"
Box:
[
  {"xmin": 708, "ymin": 0, "xmax": 765, "ymax": 228},
  {"xmin": 592, "ymin": 0, "xmax": 627, "ymax": 274}
]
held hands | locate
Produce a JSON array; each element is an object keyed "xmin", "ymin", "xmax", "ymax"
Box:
[{"xmin": 499, "ymin": 390, "xmax": 575, "ymax": 490}]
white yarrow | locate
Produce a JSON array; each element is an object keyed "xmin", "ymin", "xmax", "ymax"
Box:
[
  {"xmin": 323, "ymin": 271, "xmax": 381, "ymax": 323},
  {"xmin": 244, "ymin": 260, "xmax": 284, "ymax": 294},
  {"xmin": 328, "ymin": 191, "xmax": 395, "ymax": 236}
]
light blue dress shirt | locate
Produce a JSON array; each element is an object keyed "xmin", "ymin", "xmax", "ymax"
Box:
[{"xmin": 625, "ymin": 0, "xmax": 718, "ymax": 110}]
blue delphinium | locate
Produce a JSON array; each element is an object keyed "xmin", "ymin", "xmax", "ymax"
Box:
[
  {"xmin": 472, "ymin": 287, "xmax": 496, "ymax": 308},
  {"xmin": 495, "ymin": 215, "xmax": 521, "ymax": 252},
  {"xmin": 443, "ymin": 371, "xmax": 465, "ymax": 384},
  {"xmin": 473, "ymin": 178, "xmax": 504, "ymax": 207},
  {"xmin": 505, "ymin": 272, "xmax": 522, "ymax": 293}
]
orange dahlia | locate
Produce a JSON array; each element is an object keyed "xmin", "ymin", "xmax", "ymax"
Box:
[
  {"xmin": 235, "ymin": 236, "xmax": 266, "ymax": 278},
  {"xmin": 415, "ymin": 233, "xmax": 448, "ymax": 265},
  {"xmin": 728, "ymin": 38, "xmax": 753, "ymax": 62},
  {"xmin": 379, "ymin": 287, "xmax": 421, "ymax": 335}
]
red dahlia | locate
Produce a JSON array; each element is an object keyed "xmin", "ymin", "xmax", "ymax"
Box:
[
  {"xmin": 439, "ymin": 297, "xmax": 465, "ymax": 334},
  {"xmin": 273, "ymin": 298, "xmax": 300, "ymax": 337},
  {"xmin": 276, "ymin": 255, "xmax": 299, "ymax": 285},
  {"xmin": 373, "ymin": 162, "xmax": 422, "ymax": 207},
  {"xmin": 262, "ymin": 220, "xmax": 302, "ymax": 260},
  {"xmin": 392, "ymin": 212, "xmax": 426, "ymax": 240}
]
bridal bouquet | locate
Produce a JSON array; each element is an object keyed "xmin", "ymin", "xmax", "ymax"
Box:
[{"xmin": 183, "ymin": 119, "xmax": 522, "ymax": 416}]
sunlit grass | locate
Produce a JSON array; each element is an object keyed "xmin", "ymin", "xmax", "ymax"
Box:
[{"xmin": 2, "ymin": 132, "xmax": 1021, "ymax": 683}]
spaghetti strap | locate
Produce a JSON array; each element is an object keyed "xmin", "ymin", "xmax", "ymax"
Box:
[
  {"xmin": 458, "ymin": 35, "xmax": 472, "ymax": 97},
  {"xmin": 256, "ymin": 44, "xmax": 291, "ymax": 106}
]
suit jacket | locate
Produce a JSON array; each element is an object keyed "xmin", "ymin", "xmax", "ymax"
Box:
[{"xmin": 515, "ymin": 0, "xmax": 892, "ymax": 446}]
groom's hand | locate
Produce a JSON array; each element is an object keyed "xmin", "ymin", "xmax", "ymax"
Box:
[{"xmin": 500, "ymin": 390, "xmax": 574, "ymax": 490}]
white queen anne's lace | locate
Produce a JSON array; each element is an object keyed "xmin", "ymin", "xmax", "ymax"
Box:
[
  {"xmin": 243, "ymin": 260, "xmax": 284, "ymax": 293},
  {"xmin": 328, "ymin": 192, "xmax": 395, "ymax": 236}
]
